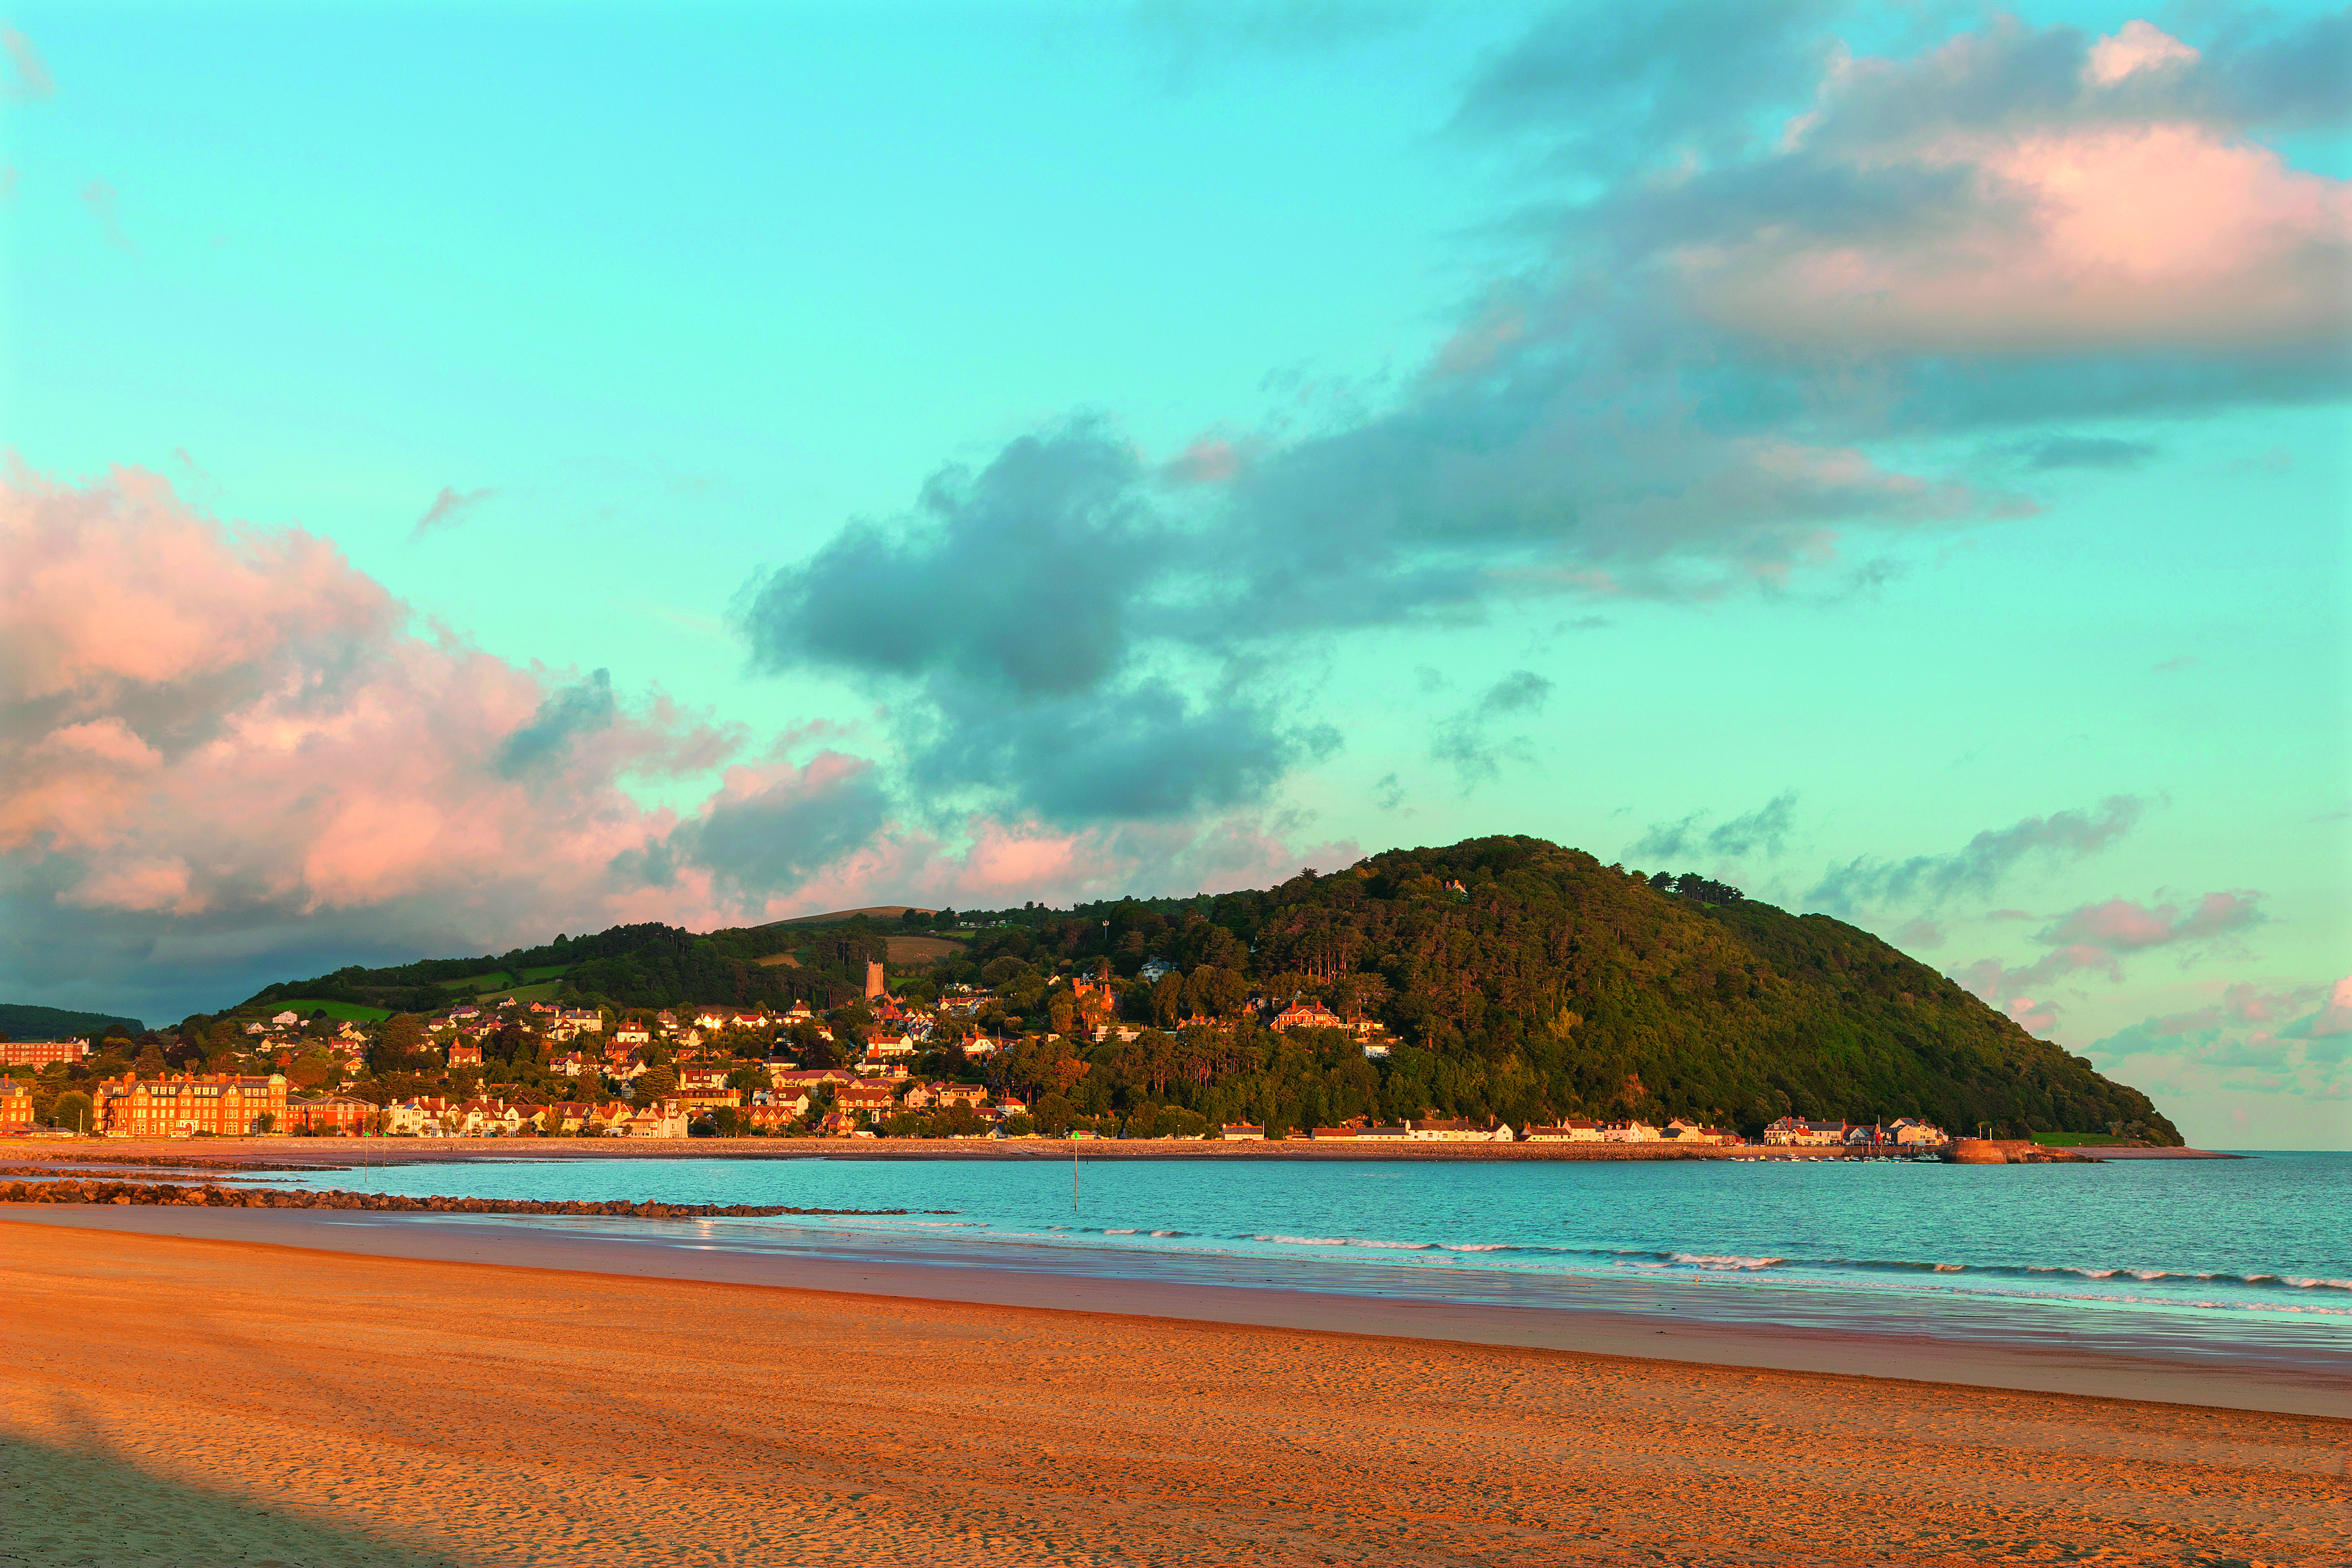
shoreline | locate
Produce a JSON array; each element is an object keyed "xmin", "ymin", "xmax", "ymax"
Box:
[
  {"xmin": 0, "ymin": 1134, "xmax": 2249, "ymax": 1167},
  {"xmin": 7, "ymin": 1203, "xmax": 2340, "ymax": 1418},
  {"xmin": 8, "ymin": 1223, "xmax": 2338, "ymax": 1566}
]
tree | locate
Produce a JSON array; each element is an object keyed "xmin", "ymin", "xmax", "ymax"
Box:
[{"xmin": 51, "ymin": 1091, "xmax": 92, "ymax": 1134}]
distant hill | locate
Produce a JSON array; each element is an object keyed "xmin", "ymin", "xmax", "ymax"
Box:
[
  {"xmin": 0, "ymin": 1003, "xmax": 144, "ymax": 1041},
  {"xmin": 232, "ymin": 835, "xmax": 2179, "ymax": 1142}
]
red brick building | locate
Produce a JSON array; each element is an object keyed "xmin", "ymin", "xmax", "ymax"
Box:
[
  {"xmin": 288, "ymin": 1093, "xmax": 376, "ymax": 1135},
  {"xmin": 0, "ymin": 1039, "xmax": 90, "ymax": 1068},
  {"xmin": 93, "ymin": 1072, "xmax": 289, "ymax": 1137},
  {"xmin": 0, "ymin": 1077, "xmax": 34, "ymax": 1132}
]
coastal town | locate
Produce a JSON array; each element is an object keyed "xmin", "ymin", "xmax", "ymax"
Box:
[{"xmin": 0, "ymin": 954, "xmax": 1952, "ymax": 1150}]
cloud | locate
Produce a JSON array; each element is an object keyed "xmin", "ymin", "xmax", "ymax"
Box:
[
  {"xmin": 1, "ymin": 465, "xmax": 1355, "ymax": 1020},
  {"xmin": 1638, "ymin": 791, "xmax": 1802, "ymax": 864},
  {"xmin": 2034, "ymin": 890, "xmax": 2264, "ymax": 953},
  {"xmin": 1953, "ymin": 888, "xmax": 2270, "ymax": 1029},
  {"xmin": 738, "ymin": 425, "xmax": 1339, "ymax": 825},
  {"xmin": 494, "ymin": 669, "xmax": 619, "ymax": 777},
  {"xmin": 2086, "ymin": 977, "xmax": 2352, "ymax": 1103},
  {"xmin": 413, "ymin": 485, "xmax": 495, "ymax": 537},
  {"xmin": 1809, "ymin": 794, "xmax": 2145, "ymax": 913},
  {"xmin": 80, "ymin": 180, "xmax": 132, "ymax": 252},
  {"xmin": 2, "ymin": 25, "xmax": 54, "ymax": 100},
  {"xmin": 2020, "ymin": 436, "xmax": 2159, "ymax": 470},
  {"xmin": 1896, "ymin": 916, "xmax": 1944, "ymax": 949},
  {"xmin": 739, "ymin": 9, "xmax": 2347, "ymax": 787},
  {"xmin": 1429, "ymin": 670, "xmax": 1554, "ymax": 788}
]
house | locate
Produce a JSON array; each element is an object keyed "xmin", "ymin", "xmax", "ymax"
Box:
[
  {"xmin": 675, "ymin": 1086, "xmax": 742, "ymax": 1114},
  {"xmin": 272, "ymin": 1011, "xmax": 302, "ymax": 1027},
  {"xmin": 744, "ymin": 1098, "xmax": 808, "ymax": 1132},
  {"xmin": 1890, "ymin": 1118, "xmax": 1946, "ymax": 1145},
  {"xmin": 856, "ymin": 1058, "xmax": 910, "ymax": 1081},
  {"xmin": 1408, "ymin": 1119, "xmax": 1513, "ymax": 1142},
  {"xmin": 612, "ymin": 1020, "xmax": 651, "ymax": 1047},
  {"xmin": 1603, "ymin": 1120, "xmax": 1661, "ymax": 1142},
  {"xmin": 1522, "ymin": 1120, "xmax": 1604, "ymax": 1142},
  {"xmin": 1270, "ymin": 1000, "xmax": 1344, "ymax": 1032},
  {"xmin": 0, "ymin": 1077, "xmax": 36, "ymax": 1131},
  {"xmin": 834, "ymin": 1083, "xmax": 899, "ymax": 1124},
  {"xmin": 1361, "ymin": 1042, "xmax": 1392, "ymax": 1060},
  {"xmin": 771, "ymin": 1068, "xmax": 855, "ymax": 1092},
  {"xmin": 865, "ymin": 1033, "xmax": 916, "ymax": 1057},
  {"xmin": 621, "ymin": 1100, "xmax": 689, "ymax": 1138},
  {"xmin": 92, "ymin": 1072, "xmax": 289, "ymax": 1137},
  {"xmin": 558, "ymin": 1008, "xmax": 603, "ymax": 1033},
  {"xmin": 677, "ymin": 1065, "xmax": 735, "ymax": 1091},
  {"xmin": 1219, "ymin": 1123, "xmax": 1264, "ymax": 1141},
  {"xmin": 1845, "ymin": 1122, "xmax": 1885, "ymax": 1146},
  {"xmin": 1137, "ymin": 959, "xmax": 1173, "ymax": 984},
  {"xmin": 538, "ymin": 1101, "xmax": 593, "ymax": 1135},
  {"xmin": 287, "ymin": 1094, "xmax": 375, "ymax": 1136},
  {"xmin": 1764, "ymin": 1117, "xmax": 1848, "ymax": 1146},
  {"xmin": 654, "ymin": 1010, "xmax": 678, "ymax": 1032},
  {"xmin": 990, "ymin": 1096, "xmax": 1027, "ymax": 1119},
  {"xmin": 461, "ymin": 1099, "xmax": 526, "ymax": 1137}
]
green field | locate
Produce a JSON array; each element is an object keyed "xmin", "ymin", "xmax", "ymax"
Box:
[
  {"xmin": 260, "ymin": 998, "xmax": 392, "ymax": 1023},
  {"xmin": 439, "ymin": 970, "xmax": 513, "ymax": 992},
  {"xmin": 478, "ymin": 981, "xmax": 562, "ymax": 1004},
  {"xmin": 518, "ymin": 964, "xmax": 570, "ymax": 982}
]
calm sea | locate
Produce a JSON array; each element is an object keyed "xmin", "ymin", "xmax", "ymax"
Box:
[{"xmin": 277, "ymin": 1151, "xmax": 2349, "ymax": 1372}]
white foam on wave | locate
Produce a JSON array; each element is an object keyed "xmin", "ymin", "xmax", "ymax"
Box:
[{"xmin": 1671, "ymin": 1253, "xmax": 1785, "ymax": 1271}]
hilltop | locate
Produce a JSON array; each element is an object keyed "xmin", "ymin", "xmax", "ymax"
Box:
[{"xmin": 226, "ymin": 835, "xmax": 2178, "ymax": 1144}]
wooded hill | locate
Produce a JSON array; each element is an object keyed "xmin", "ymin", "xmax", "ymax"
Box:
[{"xmin": 241, "ymin": 836, "xmax": 2178, "ymax": 1142}]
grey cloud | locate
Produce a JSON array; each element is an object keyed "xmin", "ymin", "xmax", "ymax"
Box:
[
  {"xmin": 1632, "ymin": 790, "xmax": 1797, "ymax": 861},
  {"xmin": 1431, "ymin": 670, "xmax": 1553, "ymax": 789},
  {"xmin": 907, "ymin": 676, "xmax": 1340, "ymax": 823},
  {"xmin": 414, "ymin": 485, "xmax": 496, "ymax": 537},
  {"xmin": 738, "ymin": 428, "xmax": 1328, "ymax": 824},
  {"xmin": 670, "ymin": 770, "xmax": 892, "ymax": 903},
  {"xmin": 1706, "ymin": 791, "xmax": 1797, "ymax": 856},
  {"xmin": 1456, "ymin": 0, "xmax": 1848, "ymax": 171},
  {"xmin": 1810, "ymin": 795, "xmax": 2147, "ymax": 913},
  {"xmin": 2021, "ymin": 436, "xmax": 2159, "ymax": 470},
  {"xmin": 496, "ymin": 670, "xmax": 616, "ymax": 777}
]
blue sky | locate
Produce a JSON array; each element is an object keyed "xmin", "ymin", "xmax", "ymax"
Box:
[{"xmin": 3, "ymin": 1, "xmax": 2346, "ymax": 1146}]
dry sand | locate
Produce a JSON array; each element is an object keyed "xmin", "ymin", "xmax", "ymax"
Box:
[{"xmin": 3, "ymin": 1223, "xmax": 2344, "ymax": 1567}]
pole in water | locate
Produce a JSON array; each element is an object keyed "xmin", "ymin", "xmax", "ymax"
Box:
[{"xmin": 1072, "ymin": 1136, "xmax": 1078, "ymax": 1211}]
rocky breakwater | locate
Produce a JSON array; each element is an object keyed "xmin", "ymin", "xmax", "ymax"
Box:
[
  {"xmin": 0, "ymin": 1178, "xmax": 941, "ymax": 1218},
  {"xmin": 1939, "ymin": 1139, "xmax": 2100, "ymax": 1165}
]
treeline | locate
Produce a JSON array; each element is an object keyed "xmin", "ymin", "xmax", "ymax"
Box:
[{"xmin": 918, "ymin": 838, "xmax": 2179, "ymax": 1143}]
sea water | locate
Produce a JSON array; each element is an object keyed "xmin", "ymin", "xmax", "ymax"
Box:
[{"xmin": 279, "ymin": 1151, "xmax": 2349, "ymax": 1373}]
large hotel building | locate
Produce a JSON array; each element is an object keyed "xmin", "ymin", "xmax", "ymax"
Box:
[{"xmin": 91, "ymin": 1072, "xmax": 290, "ymax": 1137}]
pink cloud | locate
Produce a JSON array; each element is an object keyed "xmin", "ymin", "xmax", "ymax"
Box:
[
  {"xmin": 2314, "ymin": 977, "xmax": 2352, "ymax": 1039},
  {"xmin": 2084, "ymin": 21, "xmax": 2198, "ymax": 88},
  {"xmin": 1681, "ymin": 30, "xmax": 2352, "ymax": 356},
  {"xmin": 2036, "ymin": 891, "xmax": 2264, "ymax": 952}
]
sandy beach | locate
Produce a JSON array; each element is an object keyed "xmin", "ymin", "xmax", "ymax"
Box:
[{"xmin": 3, "ymin": 1215, "xmax": 2343, "ymax": 1566}]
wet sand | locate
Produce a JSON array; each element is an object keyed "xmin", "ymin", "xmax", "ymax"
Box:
[
  {"xmin": 8, "ymin": 1204, "xmax": 2342, "ymax": 1418},
  {"xmin": 3, "ymin": 1217, "xmax": 2343, "ymax": 1566}
]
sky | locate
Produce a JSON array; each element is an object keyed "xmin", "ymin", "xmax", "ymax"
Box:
[{"xmin": 3, "ymin": 0, "xmax": 2346, "ymax": 1148}]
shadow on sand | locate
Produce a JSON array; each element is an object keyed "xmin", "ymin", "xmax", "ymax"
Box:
[{"xmin": 0, "ymin": 1433, "xmax": 467, "ymax": 1568}]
